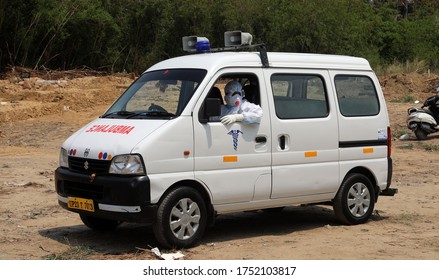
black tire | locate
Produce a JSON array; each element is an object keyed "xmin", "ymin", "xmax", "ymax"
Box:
[
  {"xmin": 80, "ymin": 214, "xmax": 121, "ymax": 231},
  {"xmin": 153, "ymin": 187, "xmax": 207, "ymax": 249},
  {"xmin": 415, "ymin": 128, "xmax": 428, "ymax": 140},
  {"xmin": 333, "ymin": 174, "xmax": 375, "ymax": 225}
]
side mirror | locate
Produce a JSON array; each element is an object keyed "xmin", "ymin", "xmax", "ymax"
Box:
[{"xmin": 199, "ymin": 98, "xmax": 221, "ymax": 124}]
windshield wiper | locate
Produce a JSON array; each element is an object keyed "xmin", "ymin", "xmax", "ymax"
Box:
[
  {"xmin": 101, "ymin": 110, "xmax": 136, "ymax": 118},
  {"xmin": 126, "ymin": 111, "xmax": 175, "ymax": 118},
  {"xmin": 101, "ymin": 110, "xmax": 175, "ymax": 119}
]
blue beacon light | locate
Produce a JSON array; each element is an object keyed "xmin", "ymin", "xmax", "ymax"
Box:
[{"xmin": 196, "ymin": 39, "xmax": 211, "ymax": 53}]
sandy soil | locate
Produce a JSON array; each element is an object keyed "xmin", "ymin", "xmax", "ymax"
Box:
[{"xmin": 0, "ymin": 70, "xmax": 438, "ymax": 260}]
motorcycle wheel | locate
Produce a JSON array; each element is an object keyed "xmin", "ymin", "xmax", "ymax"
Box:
[{"xmin": 415, "ymin": 128, "xmax": 428, "ymax": 140}]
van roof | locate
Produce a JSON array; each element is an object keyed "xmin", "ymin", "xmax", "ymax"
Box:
[{"xmin": 147, "ymin": 52, "xmax": 372, "ymax": 72}]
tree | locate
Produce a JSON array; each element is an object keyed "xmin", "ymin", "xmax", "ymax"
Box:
[{"xmin": 1, "ymin": 0, "xmax": 439, "ymax": 73}]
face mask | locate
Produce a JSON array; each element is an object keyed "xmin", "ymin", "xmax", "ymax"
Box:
[{"xmin": 225, "ymin": 92, "xmax": 243, "ymax": 107}]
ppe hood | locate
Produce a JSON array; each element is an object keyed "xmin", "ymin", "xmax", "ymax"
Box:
[{"xmin": 63, "ymin": 118, "xmax": 167, "ymax": 160}]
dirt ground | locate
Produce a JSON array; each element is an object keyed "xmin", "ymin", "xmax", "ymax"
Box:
[{"xmin": 0, "ymin": 69, "xmax": 438, "ymax": 260}]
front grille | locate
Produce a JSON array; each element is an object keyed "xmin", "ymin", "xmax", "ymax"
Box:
[
  {"xmin": 64, "ymin": 180, "xmax": 104, "ymax": 200},
  {"xmin": 68, "ymin": 157, "xmax": 111, "ymax": 174}
]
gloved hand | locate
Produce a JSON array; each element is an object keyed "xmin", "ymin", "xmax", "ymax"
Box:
[{"xmin": 220, "ymin": 114, "xmax": 244, "ymax": 125}]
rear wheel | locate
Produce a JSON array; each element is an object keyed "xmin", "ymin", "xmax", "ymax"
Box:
[
  {"xmin": 415, "ymin": 128, "xmax": 428, "ymax": 140},
  {"xmin": 153, "ymin": 187, "xmax": 207, "ymax": 248},
  {"xmin": 80, "ymin": 214, "xmax": 121, "ymax": 231},
  {"xmin": 333, "ymin": 174, "xmax": 375, "ymax": 225}
]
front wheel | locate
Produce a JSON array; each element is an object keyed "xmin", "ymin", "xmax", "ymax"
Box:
[
  {"xmin": 153, "ymin": 187, "xmax": 208, "ymax": 248},
  {"xmin": 333, "ymin": 174, "xmax": 375, "ymax": 225}
]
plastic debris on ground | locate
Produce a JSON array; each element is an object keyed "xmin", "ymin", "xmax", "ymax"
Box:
[{"xmin": 151, "ymin": 247, "xmax": 184, "ymax": 260}]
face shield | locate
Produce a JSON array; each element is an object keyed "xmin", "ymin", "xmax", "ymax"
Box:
[
  {"xmin": 225, "ymin": 92, "xmax": 243, "ymax": 107},
  {"xmin": 224, "ymin": 80, "xmax": 244, "ymax": 107}
]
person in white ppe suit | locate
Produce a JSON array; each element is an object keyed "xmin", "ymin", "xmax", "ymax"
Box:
[{"xmin": 220, "ymin": 80, "xmax": 263, "ymax": 125}]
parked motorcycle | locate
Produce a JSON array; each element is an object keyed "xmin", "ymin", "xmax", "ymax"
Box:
[{"xmin": 407, "ymin": 88, "xmax": 439, "ymax": 140}]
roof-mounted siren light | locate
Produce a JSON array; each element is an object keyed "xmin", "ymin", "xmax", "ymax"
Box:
[
  {"xmin": 224, "ymin": 30, "xmax": 269, "ymax": 67},
  {"xmin": 182, "ymin": 36, "xmax": 211, "ymax": 53},
  {"xmin": 224, "ymin": 31, "xmax": 253, "ymax": 47}
]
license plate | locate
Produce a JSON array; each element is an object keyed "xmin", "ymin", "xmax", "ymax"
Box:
[{"xmin": 67, "ymin": 197, "xmax": 95, "ymax": 212}]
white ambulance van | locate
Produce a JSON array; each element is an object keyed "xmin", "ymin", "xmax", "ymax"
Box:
[{"xmin": 55, "ymin": 31, "xmax": 397, "ymax": 248}]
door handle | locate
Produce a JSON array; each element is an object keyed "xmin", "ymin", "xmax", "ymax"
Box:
[
  {"xmin": 279, "ymin": 135, "xmax": 286, "ymax": 150},
  {"xmin": 255, "ymin": 136, "xmax": 267, "ymax": 143}
]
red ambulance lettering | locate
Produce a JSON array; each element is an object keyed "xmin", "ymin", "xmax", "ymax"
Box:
[{"xmin": 85, "ymin": 124, "xmax": 135, "ymax": 134}]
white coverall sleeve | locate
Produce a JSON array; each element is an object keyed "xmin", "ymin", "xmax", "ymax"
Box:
[{"xmin": 241, "ymin": 101, "xmax": 263, "ymax": 124}]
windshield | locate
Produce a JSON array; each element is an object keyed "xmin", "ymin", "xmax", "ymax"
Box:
[{"xmin": 102, "ymin": 69, "xmax": 207, "ymax": 119}]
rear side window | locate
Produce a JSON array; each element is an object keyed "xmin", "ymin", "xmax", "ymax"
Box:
[
  {"xmin": 271, "ymin": 74, "xmax": 328, "ymax": 119},
  {"xmin": 334, "ymin": 75, "xmax": 380, "ymax": 117}
]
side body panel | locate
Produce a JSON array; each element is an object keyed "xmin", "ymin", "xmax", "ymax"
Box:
[
  {"xmin": 329, "ymin": 70, "xmax": 390, "ymax": 190},
  {"xmin": 133, "ymin": 117, "xmax": 195, "ymax": 203},
  {"xmin": 264, "ymin": 69, "xmax": 340, "ymax": 201}
]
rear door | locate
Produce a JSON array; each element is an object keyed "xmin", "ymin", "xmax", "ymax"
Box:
[
  {"xmin": 331, "ymin": 71, "xmax": 390, "ymax": 188},
  {"xmin": 264, "ymin": 69, "xmax": 340, "ymax": 200}
]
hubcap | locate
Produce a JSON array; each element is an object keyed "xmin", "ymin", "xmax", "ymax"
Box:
[
  {"xmin": 169, "ymin": 198, "xmax": 201, "ymax": 240},
  {"xmin": 347, "ymin": 182, "xmax": 370, "ymax": 217}
]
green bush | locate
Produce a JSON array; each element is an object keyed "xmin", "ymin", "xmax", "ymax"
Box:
[{"xmin": 1, "ymin": 0, "xmax": 439, "ymax": 73}]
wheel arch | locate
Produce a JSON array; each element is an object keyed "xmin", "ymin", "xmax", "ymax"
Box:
[
  {"xmin": 159, "ymin": 179, "xmax": 215, "ymax": 225},
  {"xmin": 342, "ymin": 167, "xmax": 379, "ymax": 202}
]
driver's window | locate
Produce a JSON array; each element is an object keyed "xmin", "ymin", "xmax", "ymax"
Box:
[{"xmin": 201, "ymin": 74, "xmax": 261, "ymax": 123}]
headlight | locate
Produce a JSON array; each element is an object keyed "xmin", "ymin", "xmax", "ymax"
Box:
[
  {"xmin": 109, "ymin": 154, "xmax": 145, "ymax": 175},
  {"xmin": 59, "ymin": 148, "xmax": 69, "ymax": 168}
]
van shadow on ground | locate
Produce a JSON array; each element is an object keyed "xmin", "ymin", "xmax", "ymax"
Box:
[
  {"xmin": 39, "ymin": 205, "xmax": 387, "ymax": 257},
  {"xmin": 202, "ymin": 205, "xmax": 386, "ymax": 243}
]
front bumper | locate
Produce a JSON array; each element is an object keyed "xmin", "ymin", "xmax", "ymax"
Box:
[{"xmin": 55, "ymin": 167, "xmax": 157, "ymax": 223}]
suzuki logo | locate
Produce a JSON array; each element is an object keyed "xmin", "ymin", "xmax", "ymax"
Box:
[{"xmin": 84, "ymin": 161, "xmax": 89, "ymax": 170}]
